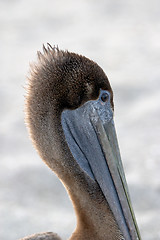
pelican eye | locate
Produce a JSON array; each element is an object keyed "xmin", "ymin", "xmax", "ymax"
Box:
[{"xmin": 101, "ymin": 92, "xmax": 108, "ymax": 102}]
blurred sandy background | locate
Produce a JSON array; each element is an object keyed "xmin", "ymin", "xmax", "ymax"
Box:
[{"xmin": 1, "ymin": 0, "xmax": 160, "ymax": 239}]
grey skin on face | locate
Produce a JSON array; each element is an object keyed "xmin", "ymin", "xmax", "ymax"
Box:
[{"xmin": 23, "ymin": 44, "xmax": 141, "ymax": 240}]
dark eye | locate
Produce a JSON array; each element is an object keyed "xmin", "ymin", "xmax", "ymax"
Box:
[{"xmin": 101, "ymin": 92, "xmax": 108, "ymax": 102}]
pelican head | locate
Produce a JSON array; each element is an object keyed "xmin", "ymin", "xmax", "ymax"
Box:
[{"xmin": 24, "ymin": 44, "xmax": 141, "ymax": 240}]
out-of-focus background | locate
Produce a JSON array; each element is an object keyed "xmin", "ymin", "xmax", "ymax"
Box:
[{"xmin": 1, "ymin": 0, "xmax": 160, "ymax": 239}]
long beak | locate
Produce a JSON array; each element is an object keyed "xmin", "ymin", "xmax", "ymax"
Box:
[
  {"xmin": 90, "ymin": 111, "xmax": 141, "ymax": 240},
  {"xmin": 61, "ymin": 90, "xmax": 141, "ymax": 240}
]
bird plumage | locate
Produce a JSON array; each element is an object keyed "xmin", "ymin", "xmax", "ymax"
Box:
[{"xmin": 21, "ymin": 44, "xmax": 138, "ymax": 240}]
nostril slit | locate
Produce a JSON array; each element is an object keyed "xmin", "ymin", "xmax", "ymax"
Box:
[{"xmin": 101, "ymin": 93, "xmax": 108, "ymax": 102}]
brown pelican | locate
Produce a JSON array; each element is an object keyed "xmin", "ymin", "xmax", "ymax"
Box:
[{"xmin": 21, "ymin": 44, "xmax": 141, "ymax": 240}]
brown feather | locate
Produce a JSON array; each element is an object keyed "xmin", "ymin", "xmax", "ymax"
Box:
[{"xmin": 24, "ymin": 44, "xmax": 122, "ymax": 240}]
